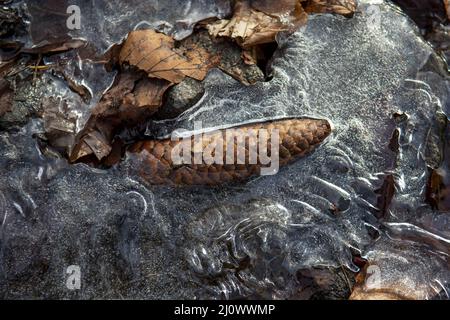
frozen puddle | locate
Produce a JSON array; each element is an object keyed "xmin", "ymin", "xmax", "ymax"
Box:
[{"xmin": 0, "ymin": 1, "xmax": 449, "ymax": 299}]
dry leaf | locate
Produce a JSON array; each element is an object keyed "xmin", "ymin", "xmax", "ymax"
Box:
[
  {"xmin": 178, "ymin": 30, "xmax": 263, "ymax": 85},
  {"xmin": 71, "ymin": 129, "xmax": 112, "ymax": 162},
  {"xmin": 70, "ymin": 72, "xmax": 171, "ymax": 162},
  {"xmin": 303, "ymin": 0, "xmax": 357, "ymax": 17},
  {"xmin": 206, "ymin": 0, "xmax": 308, "ymax": 48},
  {"xmin": 349, "ymin": 261, "xmax": 441, "ymax": 300},
  {"xmin": 119, "ymin": 29, "xmax": 213, "ymax": 84},
  {"xmin": 134, "ymin": 78, "xmax": 171, "ymax": 110}
]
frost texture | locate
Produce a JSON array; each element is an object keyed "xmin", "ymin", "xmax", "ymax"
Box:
[
  {"xmin": 0, "ymin": 1, "xmax": 449, "ymax": 299},
  {"xmin": 22, "ymin": 0, "xmax": 231, "ymax": 52}
]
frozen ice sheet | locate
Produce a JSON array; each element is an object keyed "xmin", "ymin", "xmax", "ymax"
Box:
[{"xmin": 0, "ymin": 0, "xmax": 449, "ymax": 299}]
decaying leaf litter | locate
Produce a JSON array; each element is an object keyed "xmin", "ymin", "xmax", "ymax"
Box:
[{"xmin": 1, "ymin": 0, "xmax": 450, "ymax": 300}]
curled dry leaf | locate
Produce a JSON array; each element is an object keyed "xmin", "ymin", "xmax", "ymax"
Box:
[
  {"xmin": 303, "ymin": 0, "xmax": 357, "ymax": 17},
  {"xmin": 74, "ymin": 26, "xmax": 260, "ymax": 163},
  {"xmin": 242, "ymin": 49, "xmax": 258, "ymax": 65},
  {"xmin": 119, "ymin": 29, "xmax": 215, "ymax": 84},
  {"xmin": 206, "ymin": 0, "xmax": 308, "ymax": 48},
  {"xmin": 70, "ymin": 72, "xmax": 171, "ymax": 163},
  {"xmin": 71, "ymin": 128, "xmax": 112, "ymax": 162}
]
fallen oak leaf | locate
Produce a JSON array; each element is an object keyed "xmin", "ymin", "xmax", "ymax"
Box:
[
  {"xmin": 90, "ymin": 71, "xmax": 140, "ymax": 117},
  {"xmin": 71, "ymin": 87, "xmax": 133, "ymax": 162},
  {"xmin": 119, "ymin": 29, "xmax": 214, "ymax": 84},
  {"xmin": 111, "ymin": 79, "xmax": 172, "ymax": 129}
]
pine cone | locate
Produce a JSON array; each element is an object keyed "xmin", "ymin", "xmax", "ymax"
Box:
[{"xmin": 128, "ymin": 118, "xmax": 332, "ymax": 186}]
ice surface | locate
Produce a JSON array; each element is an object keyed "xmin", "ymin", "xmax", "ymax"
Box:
[
  {"xmin": 20, "ymin": 0, "xmax": 231, "ymax": 52},
  {"xmin": 0, "ymin": 1, "xmax": 449, "ymax": 299}
]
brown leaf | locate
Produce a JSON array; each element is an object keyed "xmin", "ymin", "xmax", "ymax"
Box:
[
  {"xmin": 206, "ymin": 0, "xmax": 308, "ymax": 48},
  {"xmin": 178, "ymin": 30, "xmax": 263, "ymax": 85},
  {"xmin": 70, "ymin": 72, "xmax": 171, "ymax": 163},
  {"xmin": 303, "ymin": 0, "xmax": 357, "ymax": 17},
  {"xmin": 242, "ymin": 49, "xmax": 258, "ymax": 65},
  {"xmin": 134, "ymin": 78, "xmax": 171, "ymax": 110},
  {"xmin": 119, "ymin": 29, "xmax": 214, "ymax": 84},
  {"xmin": 69, "ymin": 72, "xmax": 132, "ymax": 162},
  {"xmin": 350, "ymin": 263, "xmax": 421, "ymax": 300},
  {"xmin": 128, "ymin": 118, "xmax": 331, "ymax": 186}
]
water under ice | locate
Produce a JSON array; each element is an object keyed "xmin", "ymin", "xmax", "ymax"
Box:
[{"xmin": 0, "ymin": 0, "xmax": 449, "ymax": 299}]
